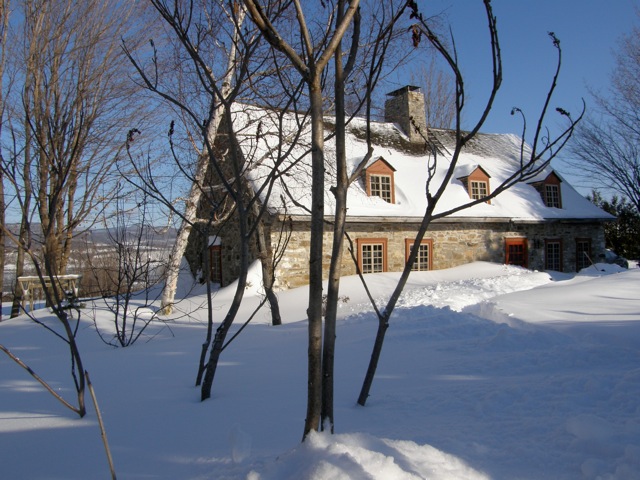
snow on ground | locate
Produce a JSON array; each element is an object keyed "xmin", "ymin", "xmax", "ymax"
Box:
[{"xmin": 1, "ymin": 262, "xmax": 639, "ymax": 479}]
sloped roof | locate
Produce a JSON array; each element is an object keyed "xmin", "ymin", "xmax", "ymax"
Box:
[
  {"xmin": 229, "ymin": 103, "xmax": 613, "ymax": 222},
  {"xmin": 456, "ymin": 164, "xmax": 491, "ymax": 179}
]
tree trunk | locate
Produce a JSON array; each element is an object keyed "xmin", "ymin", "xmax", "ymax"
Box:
[
  {"xmin": 10, "ymin": 242, "xmax": 24, "ymax": 318},
  {"xmin": 11, "ymin": 136, "xmax": 32, "ymax": 318},
  {"xmin": 0, "ymin": 170, "xmax": 5, "ymax": 318},
  {"xmin": 357, "ymin": 213, "xmax": 433, "ymax": 405},
  {"xmin": 303, "ymin": 79, "xmax": 326, "ymax": 438},
  {"xmin": 321, "ymin": 16, "xmax": 348, "ymax": 432},
  {"xmin": 195, "ymin": 224, "xmax": 214, "ymax": 386},
  {"xmin": 160, "ymin": 194, "xmax": 196, "ymax": 314},
  {"xmin": 200, "ymin": 104, "xmax": 252, "ymax": 401},
  {"xmin": 160, "ymin": 8, "xmax": 245, "ymax": 314},
  {"xmin": 253, "ymin": 202, "xmax": 281, "ymax": 326},
  {"xmin": 357, "ymin": 316, "xmax": 389, "ymax": 406},
  {"xmin": 0, "ymin": 3, "xmax": 6, "ymax": 318},
  {"xmin": 200, "ymin": 212, "xmax": 250, "ymax": 400}
]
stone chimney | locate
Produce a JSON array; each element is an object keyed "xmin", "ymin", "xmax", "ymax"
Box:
[{"xmin": 384, "ymin": 85, "xmax": 427, "ymax": 144}]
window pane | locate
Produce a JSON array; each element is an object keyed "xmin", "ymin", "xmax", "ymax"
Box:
[
  {"xmin": 471, "ymin": 181, "xmax": 488, "ymax": 200},
  {"xmin": 545, "ymin": 185, "xmax": 560, "ymax": 208},
  {"xmin": 409, "ymin": 243, "xmax": 430, "ymax": 271},
  {"xmin": 361, "ymin": 243, "xmax": 384, "ymax": 273},
  {"xmin": 545, "ymin": 241, "xmax": 562, "ymax": 271},
  {"xmin": 370, "ymin": 175, "xmax": 392, "ymax": 203},
  {"xmin": 506, "ymin": 242, "xmax": 527, "ymax": 267},
  {"xmin": 576, "ymin": 240, "xmax": 591, "ymax": 271},
  {"xmin": 210, "ymin": 246, "xmax": 222, "ymax": 284}
]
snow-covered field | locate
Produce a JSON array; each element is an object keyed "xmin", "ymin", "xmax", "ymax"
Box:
[{"xmin": 1, "ymin": 261, "xmax": 639, "ymax": 479}]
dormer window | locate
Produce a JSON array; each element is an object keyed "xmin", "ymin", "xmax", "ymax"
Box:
[
  {"xmin": 529, "ymin": 172, "xmax": 563, "ymax": 208},
  {"xmin": 370, "ymin": 175, "xmax": 392, "ymax": 202},
  {"xmin": 365, "ymin": 157, "xmax": 396, "ymax": 204},
  {"xmin": 457, "ymin": 165, "xmax": 491, "ymax": 203},
  {"xmin": 471, "ymin": 180, "xmax": 489, "ymax": 200},
  {"xmin": 545, "ymin": 184, "xmax": 560, "ymax": 208}
]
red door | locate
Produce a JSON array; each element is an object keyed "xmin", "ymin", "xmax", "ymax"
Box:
[{"xmin": 505, "ymin": 238, "xmax": 528, "ymax": 268}]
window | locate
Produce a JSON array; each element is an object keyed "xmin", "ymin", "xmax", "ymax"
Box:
[
  {"xmin": 405, "ymin": 238, "xmax": 433, "ymax": 271},
  {"xmin": 209, "ymin": 245, "xmax": 222, "ymax": 285},
  {"xmin": 576, "ymin": 238, "xmax": 592, "ymax": 271},
  {"xmin": 529, "ymin": 172, "xmax": 563, "ymax": 208},
  {"xmin": 470, "ymin": 181, "xmax": 489, "ymax": 200},
  {"xmin": 545, "ymin": 239, "xmax": 563, "ymax": 271},
  {"xmin": 505, "ymin": 238, "xmax": 528, "ymax": 268},
  {"xmin": 370, "ymin": 174, "xmax": 392, "ymax": 203},
  {"xmin": 457, "ymin": 166, "xmax": 491, "ymax": 203},
  {"xmin": 357, "ymin": 238, "xmax": 388, "ymax": 274},
  {"xmin": 545, "ymin": 185, "xmax": 560, "ymax": 208},
  {"xmin": 365, "ymin": 157, "xmax": 396, "ymax": 204}
]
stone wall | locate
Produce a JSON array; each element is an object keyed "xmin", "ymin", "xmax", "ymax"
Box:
[
  {"xmin": 270, "ymin": 219, "xmax": 607, "ymax": 289},
  {"xmin": 184, "ymin": 211, "xmax": 260, "ymax": 287}
]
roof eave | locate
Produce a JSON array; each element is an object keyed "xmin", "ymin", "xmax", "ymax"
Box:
[{"xmin": 274, "ymin": 214, "xmax": 613, "ymax": 224}]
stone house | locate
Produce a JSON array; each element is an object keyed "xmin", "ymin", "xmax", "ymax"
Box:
[{"xmin": 186, "ymin": 86, "xmax": 613, "ymax": 289}]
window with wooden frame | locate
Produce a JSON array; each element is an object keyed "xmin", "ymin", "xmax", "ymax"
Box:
[
  {"xmin": 209, "ymin": 245, "xmax": 222, "ymax": 285},
  {"xmin": 405, "ymin": 238, "xmax": 433, "ymax": 271},
  {"xmin": 545, "ymin": 184, "xmax": 561, "ymax": 208},
  {"xmin": 357, "ymin": 238, "xmax": 388, "ymax": 274},
  {"xmin": 370, "ymin": 175, "xmax": 392, "ymax": 203},
  {"xmin": 457, "ymin": 166, "xmax": 491, "ymax": 203},
  {"xmin": 364, "ymin": 157, "xmax": 396, "ymax": 204},
  {"xmin": 575, "ymin": 238, "xmax": 592, "ymax": 271},
  {"xmin": 505, "ymin": 237, "xmax": 528, "ymax": 268},
  {"xmin": 529, "ymin": 172, "xmax": 563, "ymax": 208},
  {"xmin": 470, "ymin": 180, "xmax": 489, "ymax": 200},
  {"xmin": 545, "ymin": 239, "xmax": 563, "ymax": 271}
]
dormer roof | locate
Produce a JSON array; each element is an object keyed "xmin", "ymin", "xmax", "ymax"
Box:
[
  {"xmin": 456, "ymin": 165, "xmax": 491, "ymax": 180},
  {"xmin": 364, "ymin": 156, "xmax": 396, "ymax": 172},
  {"xmin": 528, "ymin": 170, "xmax": 563, "ymax": 185}
]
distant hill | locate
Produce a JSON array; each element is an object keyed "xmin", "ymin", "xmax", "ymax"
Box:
[
  {"xmin": 1, "ymin": 224, "xmax": 178, "ymax": 294},
  {"xmin": 2, "ymin": 223, "xmax": 177, "ymax": 249}
]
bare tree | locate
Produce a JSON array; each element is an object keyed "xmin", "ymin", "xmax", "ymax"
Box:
[
  {"xmin": 125, "ymin": 0, "xmax": 298, "ymax": 399},
  {"xmin": 1, "ymin": 0, "xmax": 145, "ymax": 315},
  {"xmin": 356, "ymin": 0, "xmax": 583, "ymax": 406},
  {"xmin": 87, "ymin": 186, "xmax": 168, "ymax": 347},
  {"xmin": 243, "ymin": 0, "xmax": 420, "ymax": 435},
  {"xmin": 412, "ymin": 55, "xmax": 456, "ymax": 129},
  {"xmin": 0, "ymin": 0, "xmax": 9, "ymax": 318},
  {"xmin": 152, "ymin": 1, "xmax": 249, "ymax": 315},
  {"xmin": 322, "ymin": 0, "xmax": 411, "ymax": 434},
  {"xmin": 1, "ymin": 222, "xmax": 88, "ymax": 416},
  {"xmin": 0, "ymin": 0, "xmax": 152, "ymax": 423},
  {"xmin": 244, "ymin": 0, "xmax": 362, "ymax": 438},
  {"xmin": 568, "ymin": 17, "xmax": 640, "ymax": 213}
]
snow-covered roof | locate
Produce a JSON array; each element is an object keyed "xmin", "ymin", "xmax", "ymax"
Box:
[{"xmin": 230, "ymin": 104, "xmax": 613, "ymax": 222}]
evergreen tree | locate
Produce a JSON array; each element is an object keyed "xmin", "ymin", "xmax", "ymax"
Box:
[{"xmin": 589, "ymin": 190, "xmax": 640, "ymax": 260}]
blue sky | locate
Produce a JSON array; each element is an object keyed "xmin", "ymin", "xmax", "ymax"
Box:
[{"xmin": 389, "ymin": 0, "xmax": 638, "ymax": 193}]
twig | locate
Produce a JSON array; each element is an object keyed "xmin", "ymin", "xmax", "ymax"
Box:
[
  {"xmin": 85, "ymin": 370, "xmax": 116, "ymax": 480},
  {"xmin": 0, "ymin": 343, "xmax": 81, "ymax": 416}
]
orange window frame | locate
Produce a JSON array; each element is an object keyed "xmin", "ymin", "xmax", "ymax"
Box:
[
  {"xmin": 356, "ymin": 238, "xmax": 388, "ymax": 274},
  {"xmin": 505, "ymin": 237, "xmax": 528, "ymax": 268},
  {"xmin": 405, "ymin": 238, "xmax": 433, "ymax": 271}
]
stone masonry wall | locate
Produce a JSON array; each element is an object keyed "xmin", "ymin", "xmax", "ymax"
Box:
[
  {"xmin": 271, "ymin": 219, "xmax": 607, "ymax": 289},
  {"xmin": 184, "ymin": 211, "xmax": 260, "ymax": 287}
]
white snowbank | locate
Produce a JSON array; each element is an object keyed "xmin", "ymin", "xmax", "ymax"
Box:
[{"xmin": 1, "ymin": 262, "xmax": 639, "ymax": 479}]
